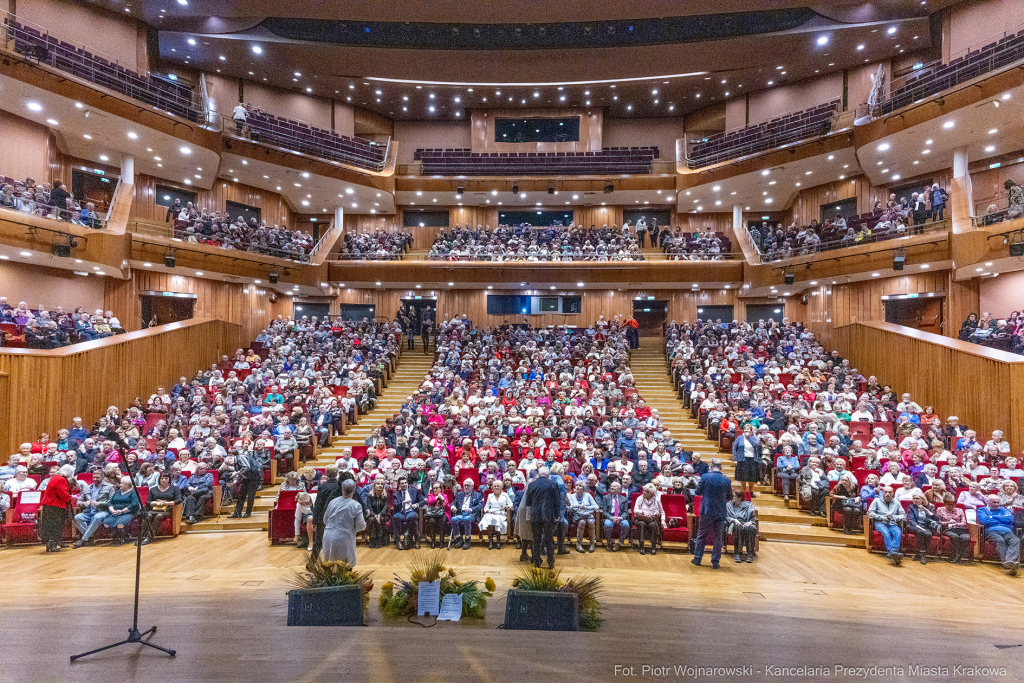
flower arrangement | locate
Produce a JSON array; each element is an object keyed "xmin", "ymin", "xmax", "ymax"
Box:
[
  {"xmin": 511, "ymin": 566, "xmax": 605, "ymax": 631},
  {"xmin": 379, "ymin": 552, "xmax": 494, "ymax": 618},
  {"xmin": 288, "ymin": 559, "xmax": 374, "ymax": 609}
]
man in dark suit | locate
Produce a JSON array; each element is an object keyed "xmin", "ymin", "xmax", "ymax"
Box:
[
  {"xmin": 691, "ymin": 459, "xmax": 732, "ymax": 569},
  {"xmin": 309, "ymin": 466, "xmax": 341, "ymax": 560},
  {"xmin": 526, "ymin": 466, "xmax": 561, "ymax": 568},
  {"xmin": 391, "ymin": 476, "xmax": 424, "ymax": 550},
  {"xmin": 450, "ymin": 479, "xmax": 483, "ymax": 550}
]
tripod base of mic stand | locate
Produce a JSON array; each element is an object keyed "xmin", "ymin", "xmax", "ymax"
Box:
[{"xmin": 70, "ymin": 626, "xmax": 176, "ymax": 662}]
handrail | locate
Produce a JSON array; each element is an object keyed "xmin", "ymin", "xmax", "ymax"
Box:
[
  {"xmin": 131, "ymin": 219, "xmax": 313, "ymax": 263},
  {"xmin": 683, "ymin": 99, "xmax": 841, "ymax": 170},
  {"xmin": 860, "ymin": 20, "xmax": 1024, "ymax": 118},
  {"xmin": 1, "ymin": 8, "xmax": 203, "ymax": 122},
  {"xmin": 752, "ymin": 218, "xmax": 950, "ymax": 263},
  {"xmin": 225, "ymin": 110, "xmax": 388, "ymax": 173}
]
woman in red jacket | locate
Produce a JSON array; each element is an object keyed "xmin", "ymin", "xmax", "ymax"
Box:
[{"xmin": 39, "ymin": 464, "xmax": 75, "ymax": 552}]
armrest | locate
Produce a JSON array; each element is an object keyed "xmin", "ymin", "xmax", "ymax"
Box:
[
  {"xmin": 968, "ymin": 522, "xmax": 981, "ymax": 560},
  {"xmin": 863, "ymin": 515, "xmax": 872, "ymax": 550}
]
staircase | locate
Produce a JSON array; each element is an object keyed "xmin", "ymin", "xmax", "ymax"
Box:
[
  {"xmin": 182, "ymin": 350, "xmax": 436, "ymax": 534},
  {"xmin": 630, "ymin": 337, "xmax": 861, "ymax": 548}
]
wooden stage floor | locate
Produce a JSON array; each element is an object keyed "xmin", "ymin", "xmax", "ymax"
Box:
[{"xmin": 2, "ymin": 533, "xmax": 1023, "ymax": 682}]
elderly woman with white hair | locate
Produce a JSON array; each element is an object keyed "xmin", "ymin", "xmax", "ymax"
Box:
[
  {"xmin": 829, "ymin": 470, "xmax": 862, "ymax": 534},
  {"xmin": 39, "ymin": 464, "xmax": 75, "ymax": 552},
  {"xmin": 3, "ymin": 465, "xmax": 37, "ymax": 494}
]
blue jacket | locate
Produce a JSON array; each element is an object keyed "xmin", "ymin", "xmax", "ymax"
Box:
[
  {"xmin": 978, "ymin": 506, "xmax": 1014, "ymax": 535},
  {"xmin": 731, "ymin": 434, "xmax": 760, "ymax": 462},
  {"xmin": 451, "ymin": 489, "xmax": 483, "ymax": 518},
  {"xmin": 550, "ymin": 473, "xmax": 567, "ymax": 518},
  {"xmin": 391, "ymin": 487, "xmax": 425, "ymax": 512},
  {"xmin": 695, "ymin": 470, "xmax": 732, "ymax": 520},
  {"xmin": 615, "ymin": 436, "xmax": 637, "ymax": 459}
]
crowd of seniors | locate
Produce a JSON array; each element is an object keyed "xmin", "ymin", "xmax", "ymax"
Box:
[
  {"xmin": 669, "ymin": 317, "xmax": 1023, "ymax": 575},
  {"xmin": 0, "ymin": 298, "xmax": 125, "ymax": 349},
  {"xmin": 959, "ymin": 312, "xmax": 1024, "ymax": 355},
  {"xmin": 0, "ymin": 316, "xmax": 400, "ymax": 549},
  {"xmin": 0, "ymin": 176, "xmax": 102, "ymax": 228},
  {"xmin": 335, "ymin": 229, "xmax": 412, "ymax": 260},
  {"xmin": 750, "ymin": 185, "xmax": 948, "ymax": 261},
  {"xmin": 662, "ymin": 227, "xmax": 731, "ymax": 260},
  {"xmin": 426, "ymin": 223, "xmax": 645, "ymax": 261},
  {"xmin": 166, "ymin": 198, "xmax": 314, "ymax": 261},
  {"xmin": 305, "ymin": 316, "xmax": 710, "ymax": 562}
]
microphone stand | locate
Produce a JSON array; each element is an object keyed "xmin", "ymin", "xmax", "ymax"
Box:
[{"xmin": 71, "ymin": 464, "xmax": 176, "ymax": 662}]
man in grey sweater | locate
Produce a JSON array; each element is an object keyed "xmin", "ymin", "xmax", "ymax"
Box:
[{"xmin": 868, "ymin": 487, "xmax": 906, "ymax": 565}]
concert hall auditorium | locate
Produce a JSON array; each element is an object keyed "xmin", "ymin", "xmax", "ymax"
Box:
[{"xmin": 2, "ymin": 1, "xmax": 1023, "ymax": 680}]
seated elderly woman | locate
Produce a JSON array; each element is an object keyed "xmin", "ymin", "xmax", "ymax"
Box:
[
  {"xmin": 829, "ymin": 470, "xmax": 862, "ymax": 535},
  {"xmin": 102, "ymin": 476, "xmax": 141, "ymax": 545},
  {"xmin": 567, "ymin": 480, "xmax": 600, "ymax": 553},
  {"xmin": 726, "ymin": 488, "xmax": 757, "ymax": 562}
]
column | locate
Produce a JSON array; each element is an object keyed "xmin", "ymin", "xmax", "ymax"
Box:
[
  {"xmin": 950, "ymin": 146, "xmax": 972, "ymax": 233},
  {"xmin": 120, "ymin": 155, "xmax": 135, "ymax": 185},
  {"xmin": 732, "ymin": 204, "xmax": 743, "ymax": 232}
]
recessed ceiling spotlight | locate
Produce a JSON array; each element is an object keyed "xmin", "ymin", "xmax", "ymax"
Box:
[
  {"xmin": 187, "ymin": 38, "xmax": 196, "ymax": 46},
  {"xmin": 46, "ymin": 118, "xmax": 58, "ymax": 125},
  {"xmin": 26, "ymin": 101, "xmax": 42, "ymax": 112},
  {"xmin": 857, "ymin": 44, "xmax": 865, "ymax": 51},
  {"xmin": 985, "ymin": 145, "xmax": 995, "ymax": 152},
  {"xmin": 179, "ymin": 146, "xmax": 191, "ymax": 154},
  {"xmin": 251, "ymin": 45, "xmax": 263, "ymax": 54},
  {"xmin": 817, "ymin": 36, "xmax": 829, "ymax": 46},
  {"xmin": 942, "ymin": 121, "xmax": 954, "ymax": 129}
]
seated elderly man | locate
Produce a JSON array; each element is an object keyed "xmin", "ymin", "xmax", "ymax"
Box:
[
  {"xmin": 601, "ymin": 480, "xmax": 631, "ymax": 551},
  {"xmin": 799, "ymin": 457, "xmax": 828, "ymax": 516},
  {"xmin": 868, "ymin": 486, "xmax": 906, "ymax": 565},
  {"xmin": 977, "ymin": 495, "xmax": 1021, "ymax": 576},
  {"xmin": 72, "ymin": 469, "xmax": 115, "ymax": 547}
]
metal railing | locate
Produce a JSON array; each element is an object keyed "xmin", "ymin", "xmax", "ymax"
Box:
[
  {"xmin": 0, "ymin": 10, "xmax": 204, "ymax": 123},
  {"xmin": 753, "ymin": 218, "xmax": 950, "ymax": 263},
  {"xmin": 224, "ymin": 111, "xmax": 389, "ymax": 173},
  {"xmin": 861, "ymin": 20, "xmax": 1024, "ymax": 119},
  {"xmin": 682, "ymin": 99, "xmax": 841, "ymax": 170},
  {"xmin": 0, "ymin": 198, "xmax": 106, "ymax": 229},
  {"xmin": 972, "ymin": 194, "xmax": 1024, "ymax": 227},
  {"xmin": 131, "ymin": 219, "xmax": 313, "ymax": 263}
]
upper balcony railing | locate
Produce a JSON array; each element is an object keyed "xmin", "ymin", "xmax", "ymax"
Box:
[
  {"xmin": 861, "ymin": 21, "xmax": 1024, "ymax": 119},
  {"xmin": 131, "ymin": 219, "xmax": 314, "ymax": 264},
  {"xmin": 0, "ymin": 10, "xmax": 204, "ymax": 124},
  {"xmin": 414, "ymin": 147, "xmax": 658, "ymax": 176},
  {"xmin": 682, "ymin": 99, "xmax": 841, "ymax": 170},
  {"xmin": 226, "ymin": 107, "xmax": 390, "ymax": 174},
  {"xmin": 752, "ymin": 217, "xmax": 950, "ymax": 263}
]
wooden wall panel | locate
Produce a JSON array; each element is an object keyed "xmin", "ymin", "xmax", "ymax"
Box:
[
  {"xmin": 130, "ymin": 174, "xmax": 294, "ymax": 227},
  {"xmin": 576, "ymin": 205, "xmax": 623, "ymax": 229},
  {"xmin": 450, "ymin": 206, "xmax": 499, "ymax": 230},
  {"xmin": 104, "ymin": 270, "xmax": 288, "ymax": 342},
  {"xmin": 674, "ymin": 212, "xmax": 737, "ymax": 249},
  {"xmin": 0, "ymin": 319, "xmax": 241, "ymax": 455},
  {"xmin": 802, "ymin": 322, "xmax": 1024, "ymax": 449}
]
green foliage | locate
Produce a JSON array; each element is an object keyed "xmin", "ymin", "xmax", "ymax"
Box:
[
  {"xmin": 378, "ymin": 551, "xmax": 494, "ymax": 618},
  {"xmin": 288, "ymin": 559, "xmax": 374, "ymax": 609},
  {"xmin": 511, "ymin": 566, "xmax": 605, "ymax": 631}
]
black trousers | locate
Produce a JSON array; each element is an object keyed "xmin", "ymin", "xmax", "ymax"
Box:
[
  {"xmin": 183, "ymin": 491, "xmax": 212, "ymax": 519},
  {"xmin": 407, "ymin": 334, "xmax": 415, "ymax": 350},
  {"xmin": 531, "ymin": 520, "xmax": 556, "ymax": 567},
  {"xmin": 733, "ymin": 524, "xmax": 757, "ymax": 556},
  {"xmin": 943, "ymin": 528, "xmax": 970, "ymax": 559},
  {"xmin": 422, "ymin": 335, "xmax": 430, "ymax": 353},
  {"xmin": 908, "ymin": 524, "xmax": 933, "ymax": 555},
  {"xmin": 638, "ymin": 231, "xmax": 646, "ymax": 247},
  {"xmin": 234, "ymin": 475, "xmax": 259, "ymax": 516}
]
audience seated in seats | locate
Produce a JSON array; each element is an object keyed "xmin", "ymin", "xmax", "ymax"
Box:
[
  {"xmin": 960, "ymin": 312, "xmax": 1024, "ymax": 355},
  {"xmin": 170, "ymin": 203, "xmax": 314, "ymax": 262},
  {"xmin": 0, "ymin": 176, "xmax": 103, "ymax": 227},
  {"xmin": 666, "ymin": 315, "xmax": 1024, "ymax": 572},
  {"xmin": 662, "ymin": 227, "xmax": 733, "ymax": 260},
  {"xmin": 427, "ymin": 223, "xmax": 644, "ymax": 262},
  {"xmin": 749, "ymin": 185, "xmax": 948, "ymax": 262},
  {"xmin": 336, "ymin": 229, "xmax": 412, "ymax": 260},
  {"xmin": 0, "ymin": 299, "xmax": 125, "ymax": 348}
]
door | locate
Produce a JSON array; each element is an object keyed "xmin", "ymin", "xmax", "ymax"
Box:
[
  {"xmin": 402, "ymin": 300, "xmax": 437, "ymax": 329},
  {"xmin": 695, "ymin": 304, "xmax": 734, "ymax": 324},
  {"xmin": 71, "ymin": 169, "xmax": 117, "ymax": 215},
  {"xmin": 140, "ymin": 294, "xmax": 195, "ymax": 327},
  {"xmin": 294, "ymin": 302, "xmax": 330, "ymax": 319},
  {"xmin": 883, "ymin": 297, "xmax": 943, "ymax": 334},
  {"xmin": 632, "ymin": 300, "xmax": 667, "ymax": 337}
]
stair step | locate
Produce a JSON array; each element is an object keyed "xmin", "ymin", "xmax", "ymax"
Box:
[{"xmin": 758, "ymin": 521, "xmax": 864, "ymax": 548}]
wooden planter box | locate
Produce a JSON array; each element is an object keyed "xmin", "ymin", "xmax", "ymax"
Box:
[
  {"xmin": 287, "ymin": 585, "xmax": 364, "ymax": 626},
  {"xmin": 503, "ymin": 589, "xmax": 578, "ymax": 631}
]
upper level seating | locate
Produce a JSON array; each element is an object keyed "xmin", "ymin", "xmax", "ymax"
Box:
[
  {"xmin": 877, "ymin": 29, "xmax": 1024, "ymax": 116},
  {"xmin": 170, "ymin": 204, "xmax": 314, "ymax": 262},
  {"xmin": 238, "ymin": 105, "xmax": 387, "ymax": 173},
  {"xmin": 335, "ymin": 229, "xmax": 412, "ymax": 260},
  {"xmin": 427, "ymin": 223, "xmax": 644, "ymax": 261},
  {"xmin": 959, "ymin": 313, "xmax": 1024, "ymax": 355},
  {"xmin": 662, "ymin": 229, "xmax": 733, "ymax": 260},
  {"xmin": 414, "ymin": 147, "xmax": 658, "ymax": 176},
  {"xmin": 0, "ymin": 302, "xmax": 124, "ymax": 349},
  {"xmin": 750, "ymin": 185, "xmax": 948, "ymax": 262},
  {"xmin": 686, "ymin": 99, "xmax": 840, "ymax": 169},
  {"xmin": 5, "ymin": 20, "xmax": 200, "ymax": 122},
  {"xmin": 0, "ymin": 175, "xmax": 103, "ymax": 228}
]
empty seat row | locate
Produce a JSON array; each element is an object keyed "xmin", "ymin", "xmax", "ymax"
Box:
[
  {"xmin": 241, "ymin": 106, "xmax": 386, "ymax": 171},
  {"xmin": 414, "ymin": 147, "xmax": 658, "ymax": 176}
]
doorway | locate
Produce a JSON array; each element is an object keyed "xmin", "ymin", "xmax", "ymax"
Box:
[
  {"xmin": 140, "ymin": 292, "xmax": 196, "ymax": 328},
  {"xmin": 632, "ymin": 300, "xmax": 667, "ymax": 337},
  {"xmin": 695, "ymin": 304, "xmax": 735, "ymax": 324},
  {"xmin": 820, "ymin": 197, "xmax": 858, "ymax": 225},
  {"xmin": 294, "ymin": 302, "xmax": 330, "ymax": 319},
  {"xmin": 71, "ymin": 169, "xmax": 117, "ymax": 215},
  {"xmin": 745, "ymin": 304, "xmax": 786, "ymax": 324},
  {"xmin": 883, "ymin": 295, "xmax": 943, "ymax": 334},
  {"xmin": 402, "ymin": 299, "xmax": 437, "ymax": 329}
]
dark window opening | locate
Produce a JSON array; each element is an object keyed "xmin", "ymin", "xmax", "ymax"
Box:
[
  {"xmin": 495, "ymin": 117, "xmax": 580, "ymax": 143},
  {"xmin": 226, "ymin": 200, "xmax": 261, "ymax": 226}
]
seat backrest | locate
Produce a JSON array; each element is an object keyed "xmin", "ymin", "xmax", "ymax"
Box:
[
  {"xmin": 661, "ymin": 493, "xmax": 687, "ymax": 517},
  {"xmin": 277, "ymin": 489, "xmax": 299, "ymax": 509}
]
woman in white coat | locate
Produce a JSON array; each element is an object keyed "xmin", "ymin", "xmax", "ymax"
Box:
[
  {"xmin": 321, "ymin": 480, "xmax": 367, "ymax": 566},
  {"xmin": 480, "ymin": 479, "xmax": 513, "ymax": 550}
]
